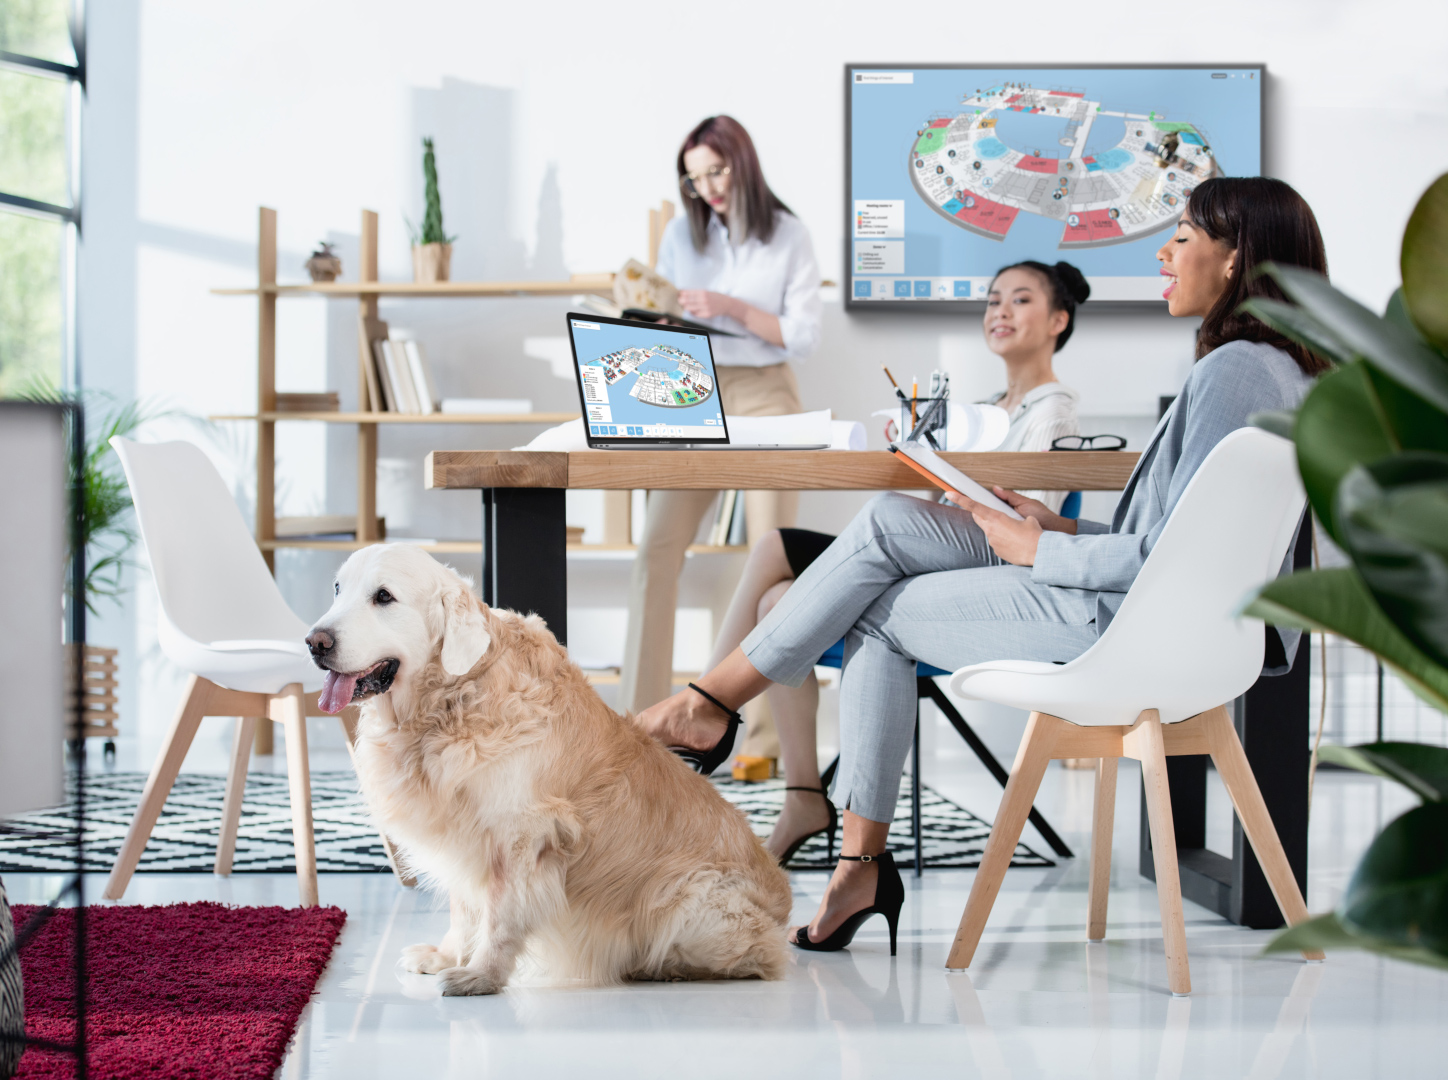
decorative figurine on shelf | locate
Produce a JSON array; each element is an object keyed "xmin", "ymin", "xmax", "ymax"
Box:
[
  {"xmin": 305, "ymin": 242, "xmax": 343, "ymax": 282},
  {"xmin": 410, "ymin": 136, "xmax": 455, "ymax": 283}
]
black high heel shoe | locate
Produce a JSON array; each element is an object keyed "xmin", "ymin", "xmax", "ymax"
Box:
[
  {"xmin": 775, "ymin": 787, "xmax": 839, "ymax": 865},
  {"xmin": 669, "ymin": 683, "xmax": 742, "ymax": 776},
  {"xmin": 791, "ymin": 850, "xmax": 904, "ymax": 956}
]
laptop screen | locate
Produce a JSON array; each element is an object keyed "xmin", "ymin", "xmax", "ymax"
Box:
[{"xmin": 567, "ymin": 315, "xmax": 728, "ymax": 444}]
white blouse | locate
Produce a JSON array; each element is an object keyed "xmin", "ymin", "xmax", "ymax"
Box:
[
  {"xmin": 984, "ymin": 382, "xmax": 1081, "ymax": 512},
  {"xmin": 655, "ymin": 210, "xmax": 821, "ymax": 368}
]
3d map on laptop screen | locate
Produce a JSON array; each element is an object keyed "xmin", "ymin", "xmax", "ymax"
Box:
[{"xmin": 568, "ymin": 317, "xmax": 727, "ymax": 442}]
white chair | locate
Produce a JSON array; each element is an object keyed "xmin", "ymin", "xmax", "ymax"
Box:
[
  {"xmin": 945, "ymin": 428, "xmax": 1322, "ymax": 995},
  {"xmin": 103, "ymin": 438, "xmax": 410, "ymax": 906}
]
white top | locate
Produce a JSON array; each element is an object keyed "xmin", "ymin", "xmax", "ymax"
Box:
[
  {"xmin": 984, "ymin": 381, "xmax": 1081, "ymax": 511},
  {"xmin": 655, "ymin": 210, "xmax": 821, "ymax": 368}
]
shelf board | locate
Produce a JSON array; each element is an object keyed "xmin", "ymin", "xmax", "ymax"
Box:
[
  {"xmin": 211, "ymin": 274, "xmax": 614, "ymax": 299},
  {"xmin": 258, "ymin": 539, "xmax": 745, "ymax": 556},
  {"xmin": 212, "ymin": 412, "xmax": 578, "ymax": 424}
]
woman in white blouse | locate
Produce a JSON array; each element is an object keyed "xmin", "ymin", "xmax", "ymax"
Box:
[
  {"xmin": 618, "ymin": 116, "xmax": 822, "ymax": 746},
  {"xmin": 698, "ymin": 259, "xmax": 1088, "ymax": 859}
]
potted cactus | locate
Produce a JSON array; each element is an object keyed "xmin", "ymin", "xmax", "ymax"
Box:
[{"xmin": 411, "ymin": 137, "xmax": 455, "ymax": 283}]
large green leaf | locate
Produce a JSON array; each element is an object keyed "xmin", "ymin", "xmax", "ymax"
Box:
[
  {"xmin": 1242, "ymin": 567, "xmax": 1448, "ymax": 713},
  {"xmin": 1239, "ymin": 296, "xmax": 1353, "ymax": 366},
  {"xmin": 1262, "ymin": 263, "xmax": 1448, "ymax": 414},
  {"xmin": 1293, "ymin": 363, "xmax": 1399, "ymax": 543},
  {"xmin": 1384, "ymin": 287, "xmax": 1429, "ymax": 343},
  {"xmin": 1265, "ymin": 911, "xmax": 1448, "ymax": 970},
  {"xmin": 1248, "ymin": 409, "xmax": 1296, "ymax": 440},
  {"xmin": 1337, "ymin": 458, "xmax": 1448, "ymax": 666},
  {"xmin": 1401, "ymin": 173, "xmax": 1448, "ymax": 352},
  {"xmin": 1339, "ymin": 802, "xmax": 1448, "ymax": 955},
  {"xmin": 1319, "ymin": 743, "xmax": 1448, "ymax": 802}
]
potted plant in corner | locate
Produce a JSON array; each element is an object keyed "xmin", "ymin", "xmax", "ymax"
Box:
[
  {"xmin": 1233, "ymin": 172, "xmax": 1448, "ymax": 969},
  {"xmin": 411, "ymin": 137, "xmax": 455, "ymax": 283}
]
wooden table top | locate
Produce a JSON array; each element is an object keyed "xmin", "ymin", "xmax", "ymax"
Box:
[{"xmin": 424, "ymin": 449, "xmax": 1139, "ymax": 492}]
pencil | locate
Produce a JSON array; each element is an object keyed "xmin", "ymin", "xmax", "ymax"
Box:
[{"xmin": 910, "ymin": 377, "xmax": 918, "ymax": 430}]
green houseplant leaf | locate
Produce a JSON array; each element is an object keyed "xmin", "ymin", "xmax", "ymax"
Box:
[
  {"xmin": 1248, "ymin": 409, "xmax": 1296, "ymax": 440},
  {"xmin": 1319, "ymin": 742, "xmax": 1448, "ymax": 803},
  {"xmin": 1242, "ymin": 566, "xmax": 1448, "ymax": 714},
  {"xmin": 1265, "ymin": 911, "xmax": 1448, "ymax": 970},
  {"xmin": 1238, "ymin": 296, "xmax": 1354, "ymax": 366},
  {"xmin": 1336, "ymin": 457, "xmax": 1448, "ymax": 667},
  {"xmin": 1261, "ymin": 263, "xmax": 1448, "ymax": 414},
  {"xmin": 1338, "ymin": 801, "xmax": 1448, "ymax": 956},
  {"xmin": 1401, "ymin": 173, "xmax": 1448, "ymax": 352}
]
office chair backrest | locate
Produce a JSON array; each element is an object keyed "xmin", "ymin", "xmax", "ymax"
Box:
[{"xmin": 111, "ymin": 437, "xmax": 308, "ymax": 645}]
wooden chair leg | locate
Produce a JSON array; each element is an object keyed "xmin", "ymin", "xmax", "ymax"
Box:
[
  {"xmin": 1201, "ymin": 705, "xmax": 1325, "ymax": 961},
  {"xmin": 104, "ymin": 674, "xmax": 212, "ymax": 900},
  {"xmin": 277, "ymin": 684, "xmax": 319, "ymax": 907},
  {"xmin": 1087, "ymin": 756, "xmax": 1118, "ymax": 943},
  {"xmin": 336, "ymin": 708, "xmax": 416, "ymax": 888},
  {"xmin": 214, "ymin": 715, "xmax": 258, "ymax": 875},
  {"xmin": 1133, "ymin": 711, "xmax": 1192, "ymax": 995},
  {"xmin": 947, "ymin": 712, "xmax": 1059, "ymax": 970}
]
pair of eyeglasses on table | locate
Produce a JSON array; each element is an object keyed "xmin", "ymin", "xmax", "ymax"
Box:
[{"xmin": 1050, "ymin": 434, "xmax": 1127, "ymax": 451}]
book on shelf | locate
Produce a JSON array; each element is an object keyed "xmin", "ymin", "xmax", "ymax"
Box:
[
  {"xmin": 390, "ymin": 328, "xmax": 440, "ymax": 414},
  {"xmin": 274, "ymin": 392, "xmax": 339, "ymax": 413},
  {"xmin": 382, "ymin": 340, "xmax": 421, "ymax": 413},
  {"xmin": 275, "ymin": 514, "xmax": 387, "ymax": 539},
  {"xmin": 708, "ymin": 489, "xmax": 738, "ymax": 547},
  {"xmin": 370, "ymin": 339, "xmax": 398, "ymax": 412},
  {"xmin": 725, "ymin": 491, "xmax": 747, "ymax": 547}
]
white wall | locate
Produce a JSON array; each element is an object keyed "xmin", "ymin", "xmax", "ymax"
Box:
[{"xmin": 79, "ymin": 0, "xmax": 1448, "ymax": 751}]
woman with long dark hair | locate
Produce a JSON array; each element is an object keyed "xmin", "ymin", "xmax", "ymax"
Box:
[
  {"xmin": 619, "ymin": 116, "xmax": 822, "ymax": 760},
  {"xmin": 637, "ymin": 176, "xmax": 1329, "ymax": 953}
]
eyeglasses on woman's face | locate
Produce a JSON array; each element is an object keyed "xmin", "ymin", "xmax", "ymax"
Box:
[
  {"xmin": 1050, "ymin": 434, "xmax": 1127, "ymax": 451},
  {"xmin": 683, "ymin": 165, "xmax": 731, "ymax": 199}
]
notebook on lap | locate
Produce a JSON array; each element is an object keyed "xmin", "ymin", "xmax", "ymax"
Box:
[{"xmin": 565, "ymin": 312, "xmax": 824, "ymax": 450}]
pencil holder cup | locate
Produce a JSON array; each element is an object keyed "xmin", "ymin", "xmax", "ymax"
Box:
[{"xmin": 895, "ymin": 396, "xmax": 948, "ymax": 449}]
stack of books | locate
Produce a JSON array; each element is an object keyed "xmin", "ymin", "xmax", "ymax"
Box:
[
  {"xmin": 369, "ymin": 329, "xmax": 440, "ymax": 414},
  {"xmin": 274, "ymin": 392, "xmax": 340, "ymax": 413},
  {"xmin": 707, "ymin": 491, "xmax": 747, "ymax": 547}
]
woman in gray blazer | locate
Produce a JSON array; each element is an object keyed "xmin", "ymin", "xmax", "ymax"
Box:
[{"xmin": 638, "ymin": 176, "xmax": 1332, "ymax": 953}]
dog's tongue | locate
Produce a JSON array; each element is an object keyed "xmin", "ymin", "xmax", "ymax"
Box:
[{"xmin": 318, "ymin": 669, "xmax": 359, "ymax": 714}]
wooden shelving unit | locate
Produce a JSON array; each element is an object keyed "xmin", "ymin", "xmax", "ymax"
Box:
[{"xmin": 212, "ymin": 206, "xmax": 613, "ymax": 565}]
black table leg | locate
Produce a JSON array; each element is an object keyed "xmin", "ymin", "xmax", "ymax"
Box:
[
  {"xmin": 1139, "ymin": 519, "xmax": 1312, "ymax": 928},
  {"xmin": 912, "ymin": 709, "xmax": 923, "ymax": 878},
  {"xmin": 481, "ymin": 487, "xmax": 568, "ymax": 646}
]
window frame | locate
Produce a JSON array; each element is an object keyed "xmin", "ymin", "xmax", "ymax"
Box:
[{"xmin": 1, "ymin": 1, "xmax": 85, "ymax": 389}]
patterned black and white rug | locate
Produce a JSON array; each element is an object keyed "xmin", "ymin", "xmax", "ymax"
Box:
[{"xmin": 0, "ymin": 772, "xmax": 1051, "ymax": 875}]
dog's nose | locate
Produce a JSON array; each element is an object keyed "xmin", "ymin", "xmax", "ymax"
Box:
[{"xmin": 306, "ymin": 629, "xmax": 335, "ymax": 658}]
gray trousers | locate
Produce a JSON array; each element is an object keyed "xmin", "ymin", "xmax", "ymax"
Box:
[{"xmin": 741, "ymin": 492, "xmax": 1102, "ymax": 822}]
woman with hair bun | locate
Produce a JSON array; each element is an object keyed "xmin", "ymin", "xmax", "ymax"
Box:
[
  {"xmin": 638, "ymin": 176, "xmax": 1331, "ymax": 955},
  {"xmin": 682, "ymin": 259, "xmax": 1089, "ymax": 859}
]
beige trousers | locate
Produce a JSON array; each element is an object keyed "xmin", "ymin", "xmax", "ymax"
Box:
[{"xmin": 618, "ymin": 363, "xmax": 801, "ymax": 756}]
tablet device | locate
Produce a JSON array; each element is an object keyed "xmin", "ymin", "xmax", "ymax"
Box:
[{"xmin": 890, "ymin": 441, "xmax": 1023, "ymax": 519}]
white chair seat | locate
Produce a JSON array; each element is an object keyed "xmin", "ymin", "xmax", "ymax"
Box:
[{"xmin": 158, "ymin": 612, "xmax": 323, "ymax": 694}]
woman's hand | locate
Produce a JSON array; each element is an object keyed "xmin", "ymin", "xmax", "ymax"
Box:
[
  {"xmin": 942, "ymin": 486, "xmax": 1075, "ymax": 566},
  {"xmin": 678, "ymin": 290, "xmax": 741, "ymax": 321}
]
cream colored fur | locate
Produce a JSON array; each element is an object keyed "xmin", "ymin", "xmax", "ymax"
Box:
[{"xmin": 310, "ymin": 545, "xmax": 792, "ymax": 996}]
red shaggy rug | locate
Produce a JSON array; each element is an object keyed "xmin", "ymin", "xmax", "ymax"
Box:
[{"xmin": 11, "ymin": 902, "xmax": 346, "ymax": 1079}]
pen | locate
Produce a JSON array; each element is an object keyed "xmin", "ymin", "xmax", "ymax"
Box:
[{"xmin": 882, "ymin": 365, "xmax": 907, "ymax": 401}]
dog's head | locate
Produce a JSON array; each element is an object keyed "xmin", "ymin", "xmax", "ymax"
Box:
[{"xmin": 306, "ymin": 545, "xmax": 490, "ymax": 714}]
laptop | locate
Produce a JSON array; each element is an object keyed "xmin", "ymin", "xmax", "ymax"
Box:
[{"xmin": 565, "ymin": 312, "xmax": 826, "ymax": 450}]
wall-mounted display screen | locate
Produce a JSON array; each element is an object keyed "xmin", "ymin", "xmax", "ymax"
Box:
[{"xmin": 846, "ymin": 64, "xmax": 1263, "ymax": 307}]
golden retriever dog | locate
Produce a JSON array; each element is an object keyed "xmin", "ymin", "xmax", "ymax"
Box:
[{"xmin": 307, "ymin": 544, "xmax": 791, "ymax": 996}]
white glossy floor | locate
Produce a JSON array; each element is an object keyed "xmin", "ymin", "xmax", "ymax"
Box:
[{"xmin": 8, "ymin": 753, "xmax": 1447, "ymax": 1079}]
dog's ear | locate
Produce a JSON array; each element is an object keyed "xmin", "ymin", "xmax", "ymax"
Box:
[{"xmin": 439, "ymin": 587, "xmax": 490, "ymax": 676}]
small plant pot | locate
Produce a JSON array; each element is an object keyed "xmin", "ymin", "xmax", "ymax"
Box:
[
  {"xmin": 305, "ymin": 254, "xmax": 342, "ymax": 282},
  {"xmin": 412, "ymin": 242, "xmax": 453, "ymax": 283}
]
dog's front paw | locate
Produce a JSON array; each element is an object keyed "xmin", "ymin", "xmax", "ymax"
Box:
[
  {"xmin": 401, "ymin": 943, "xmax": 458, "ymax": 974},
  {"xmin": 439, "ymin": 966, "xmax": 504, "ymax": 996}
]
